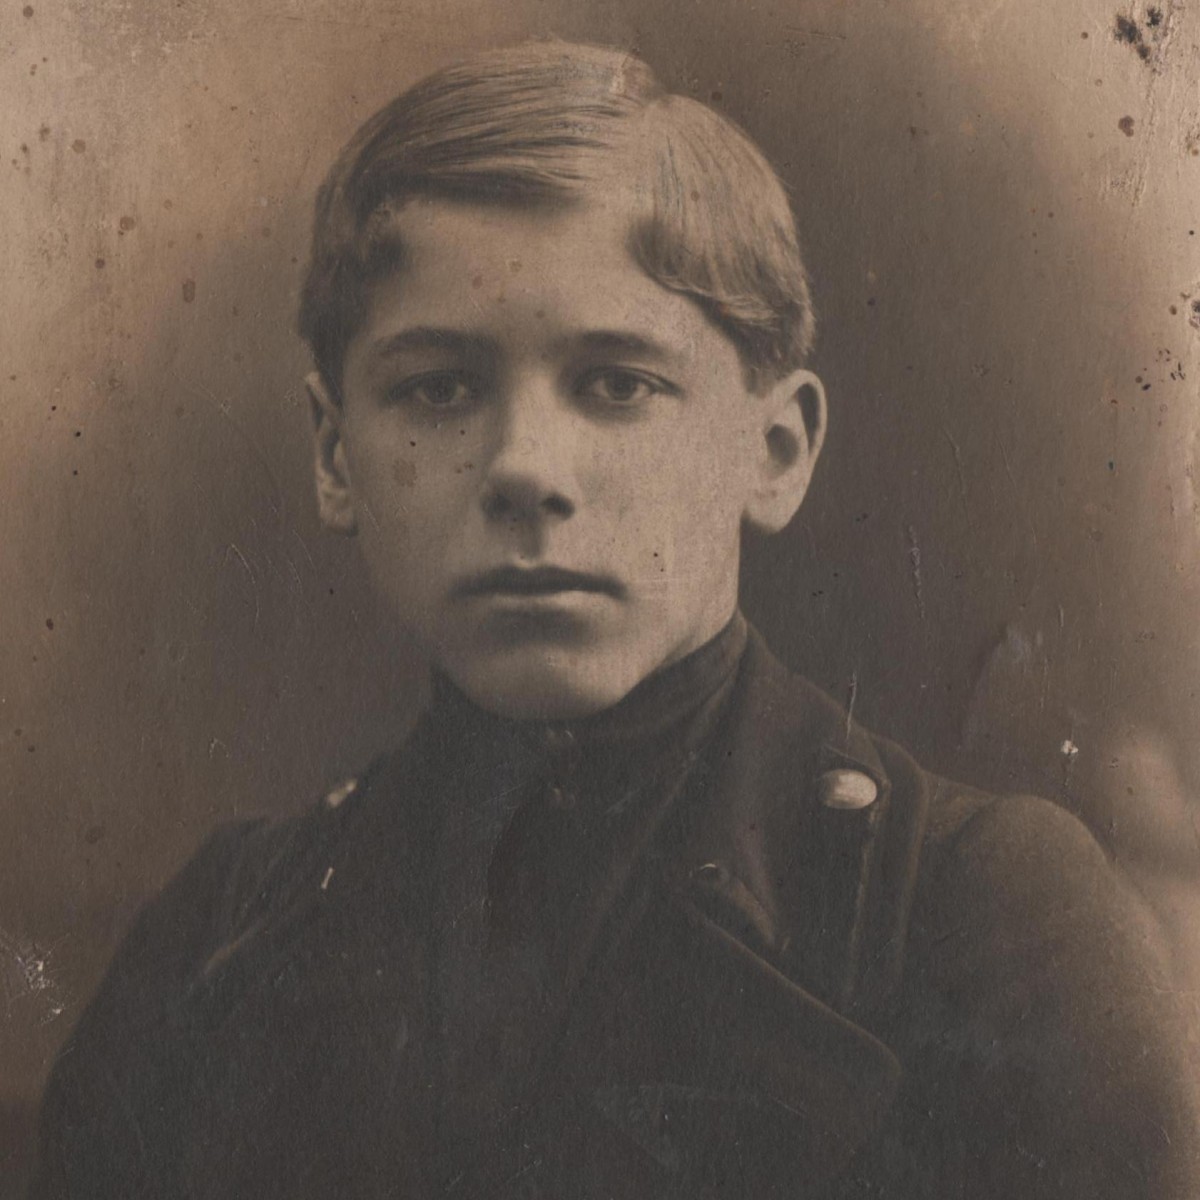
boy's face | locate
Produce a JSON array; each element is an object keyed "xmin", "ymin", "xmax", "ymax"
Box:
[{"xmin": 311, "ymin": 194, "xmax": 824, "ymax": 719}]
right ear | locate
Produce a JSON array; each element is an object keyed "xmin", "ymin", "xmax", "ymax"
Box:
[{"xmin": 305, "ymin": 372, "xmax": 357, "ymax": 535}]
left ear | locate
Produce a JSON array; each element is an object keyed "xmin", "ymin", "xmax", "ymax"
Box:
[
  {"xmin": 306, "ymin": 371, "xmax": 358, "ymax": 536},
  {"xmin": 742, "ymin": 369, "xmax": 828, "ymax": 535}
]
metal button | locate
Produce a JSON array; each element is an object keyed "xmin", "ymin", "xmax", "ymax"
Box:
[
  {"xmin": 324, "ymin": 777, "xmax": 359, "ymax": 810},
  {"xmin": 543, "ymin": 727, "xmax": 576, "ymax": 753},
  {"xmin": 547, "ymin": 783, "xmax": 577, "ymax": 810},
  {"xmin": 693, "ymin": 861, "xmax": 730, "ymax": 885},
  {"xmin": 817, "ymin": 768, "xmax": 878, "ymax": 811}
]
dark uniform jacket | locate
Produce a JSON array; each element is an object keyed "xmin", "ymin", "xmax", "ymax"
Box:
[{"xmin": 30, "ymin": 625, "xmax": 1200, "ymax": 1198}]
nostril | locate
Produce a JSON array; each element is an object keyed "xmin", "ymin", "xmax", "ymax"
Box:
[
  {"xmin": 481, "ymin": 483, "xmax": 573, "ymax": 522},
  {"xmin": 482, "ymin": 489, "xmax": 513, "ymax": 521}
]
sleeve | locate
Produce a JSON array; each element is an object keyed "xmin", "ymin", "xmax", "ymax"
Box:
[
  {"xmin": 907, "ymin": 793, "xmax": 1200, "ymax": 1200},
  {"xmin": 27, "ymin": 820, "xmax": 265, "ymax": 1200}
]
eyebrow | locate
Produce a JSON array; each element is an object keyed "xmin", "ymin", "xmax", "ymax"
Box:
[
  {"xmin": 569, "ymin": 328, "xmax": 685, "ymax": 364},
  {"xmin": 370, "ymin": 327, "xmax": 498, "ymax": 359},
  {"xmin": 368, "ymin": 326, "xmax": 687, "ymax": 369}
]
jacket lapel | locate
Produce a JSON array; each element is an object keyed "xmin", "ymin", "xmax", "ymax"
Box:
[
  {"xmin": 674, "ymin": 628, "xmax": 931, "ymax": 1018},
  {"xmin": 538, "ymin": 627, "xmax": 930, "ymax": 1192}
]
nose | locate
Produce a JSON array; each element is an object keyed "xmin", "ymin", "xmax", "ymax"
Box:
[{"xmin": 480, "ymin": 379, "xmax": 578, "ymax": 524}]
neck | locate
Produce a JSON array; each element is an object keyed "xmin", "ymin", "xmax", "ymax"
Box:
[{"xmin": 430, "ymin": 612, "xmax": 749, "ymax": 758}]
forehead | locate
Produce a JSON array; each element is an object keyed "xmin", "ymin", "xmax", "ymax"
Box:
[
  {"xmin": 351, "ymin": 193, "xmax": 734, "ymax": 366},
  {"xmin": 389, "ymin": 194, "xmax": 649, "ymax": 309}
]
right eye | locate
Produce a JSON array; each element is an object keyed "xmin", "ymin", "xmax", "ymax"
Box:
[{"xmin": 387, "ymin": 371, "xmax": 477, "ymax": 410}]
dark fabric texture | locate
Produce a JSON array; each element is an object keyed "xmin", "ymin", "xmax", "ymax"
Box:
[
  {"xmin": 29, "ymin": 627, "xmax": 1200, "ymax": 1199},
  {"xmin": 424, "ymin": 612, "xmax": 748, "ymax": 1164}
]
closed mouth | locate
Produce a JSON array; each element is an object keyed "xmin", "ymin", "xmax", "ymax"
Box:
[{"xmin": 455, "ymin": 566, "xmax": 624, "ymax": 599}]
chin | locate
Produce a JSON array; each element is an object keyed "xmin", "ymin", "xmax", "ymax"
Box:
[{"xmin": 449, "ymin": 650, "xmax": 639, "ymax": 722}]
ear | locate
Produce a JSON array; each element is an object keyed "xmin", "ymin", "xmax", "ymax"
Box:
[
  {"xmin": 742, "ymin": 369, "xmax": 828, "ymax": 535},
  {"xmin": 305, "ymin": 372, "xmax": 357, "ymax": 535}
]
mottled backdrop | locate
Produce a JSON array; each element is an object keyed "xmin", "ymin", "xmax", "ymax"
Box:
[{"xmin": 4, "ymin": 0, "xmax": 1200, "ymax": 1190}]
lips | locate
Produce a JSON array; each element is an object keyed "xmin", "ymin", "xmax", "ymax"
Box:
[{"xmin": 455, "ymin": 565, "xmax": 624, "ymax": 599}]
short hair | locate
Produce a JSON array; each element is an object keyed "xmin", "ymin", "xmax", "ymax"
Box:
[{"xmin": 297, "ymin": 40, "xmax": 815, "ymax": 394}]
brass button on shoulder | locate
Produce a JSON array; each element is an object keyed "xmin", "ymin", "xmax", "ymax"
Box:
[
  {"xmin": 817, "ymin": 768, "xmax": 878, "ymax": 811},
  {"xmin": 323, "ymin": 777, "xmax": 359, "ymax": 810}
]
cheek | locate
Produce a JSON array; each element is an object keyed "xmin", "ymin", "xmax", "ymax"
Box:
[
  {"xmin": 351, "ymin": 422, "xmax": 479, "ymax": 522},
  {"xmin": 590, "ymin": 409, "xmax": 744, "ymax": 502},
  {"xmin": 591, "ymin": 415, "xmax": 738, "ymax": 499},
  {"xmin": 649, "ymin": 427, "xmax": 749, "ymax": 526},
  {"xmin": 609, "ymin": 442, "xmax": 744, "ymax": 584},
  {"xmin": 352, "ymin": 449, "xmax": 419, "ymax": 532}
]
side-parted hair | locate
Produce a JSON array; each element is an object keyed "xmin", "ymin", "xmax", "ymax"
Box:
[{"xmin": 297, "ymin": 40, "xmax": 815, "ymax": 394}]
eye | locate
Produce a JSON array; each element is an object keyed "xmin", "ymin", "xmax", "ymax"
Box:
[
  {"xmin": 576, "ymin": 368, "xmax": 669, "ymax": 407},
  {"xmin": 387, "ymin": 371, "xmax": 477, "ymax": 410}
]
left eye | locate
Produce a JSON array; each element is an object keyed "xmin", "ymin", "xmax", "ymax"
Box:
[
  {"xmin": 388, "ymin": 372, "xmax": 476, "ymax": 410},
  {"xmin": 576, "ymin": 369, "xmax": 663, "ymax": 406}
]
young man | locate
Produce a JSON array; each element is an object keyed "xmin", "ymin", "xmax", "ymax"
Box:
[{"xmin": 31, "ymin": 41, "xmax": 1200, "ymax": 1199}]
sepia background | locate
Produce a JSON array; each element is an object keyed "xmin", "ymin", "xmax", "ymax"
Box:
[{"xmin": 4, "ymin": 0, "xmax": 1200, "ymax": 1189}]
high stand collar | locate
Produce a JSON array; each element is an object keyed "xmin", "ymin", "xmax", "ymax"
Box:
[{"xmin": 428, "ymin": 612, "xmax": 749, "ymax": 777}]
